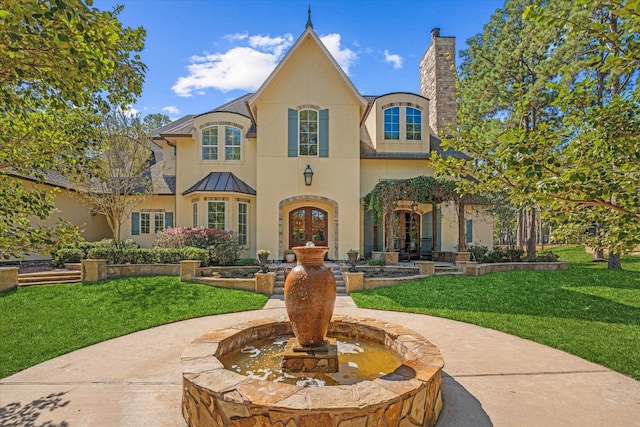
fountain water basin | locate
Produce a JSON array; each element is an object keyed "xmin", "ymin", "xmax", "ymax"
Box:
[{"xmin": 181, "ymin": 315, "xmax": 444, "ymax": 426}]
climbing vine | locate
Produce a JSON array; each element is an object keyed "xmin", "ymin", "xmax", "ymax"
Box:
[{"xmin": 363, "ymin": 176, "xmax": 474, "ymax": 252}]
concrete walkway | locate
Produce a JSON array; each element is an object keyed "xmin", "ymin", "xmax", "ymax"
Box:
[{"xmin": 1, "ymin": 295, "xmax": 639, "ymax": 426}]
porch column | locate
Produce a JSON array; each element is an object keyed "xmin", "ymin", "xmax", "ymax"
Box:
[{"xmin": 432, "ymin": 202, "xmax": 438, "ymax": 253}]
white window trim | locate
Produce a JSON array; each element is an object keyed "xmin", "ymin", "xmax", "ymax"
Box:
[
  {"xmin": 207, "ymin": 200, "xmax": 227, "ymax": 230},
  {"xmin": 237, "ymin": 201, "xmax": 248, "ymax": 246},
  {"xmin": 405, "ymin": 106, "xmax": 423, "ymax": 141},
  {"xmin": 201, "ymin": 127, "xmax": 218, "ymax": 161},
  {"xmin": 154, "ymin": 212, "xmax": 165, "ymax": 234},
  {"xmin": 298, "ymin": 108, "xmax": 319, "ymax": 157},
  {"xmin": 383, "ymin": 106, "xmax": 400, "ymax": 141},
  {"xmin": 140, "ymin": 212, "xmax": 151, "ymax": 235},
  {"xmin": 224, "ymin": 126, "xmax": 242, "ymax": 161},
  {"xmin": 192, "ymin": 202, "xmax": 198, "ymax": 228}
]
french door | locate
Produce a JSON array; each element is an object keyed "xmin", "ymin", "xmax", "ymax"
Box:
[{"xmin": 289, "ymin": 207, "xmax": 328, "ymax": 248}]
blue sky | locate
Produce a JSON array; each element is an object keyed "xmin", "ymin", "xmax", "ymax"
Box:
[{"xmin": 95, "ymin": 0, "xmax": 505, "ymax": 120}]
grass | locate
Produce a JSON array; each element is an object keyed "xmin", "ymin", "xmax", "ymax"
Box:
[
  {"xmin": 0, "ymin": 276, "xmax": 268, "ymax": 378},
  {"xmin": 350, "ymin": 246, "xmax": 640, "ymax": 380}
]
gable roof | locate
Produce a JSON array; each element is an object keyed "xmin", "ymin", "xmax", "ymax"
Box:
[
  {"xmin": 182, "ymin": 172, "xmax": 256, "ymax": 196},
  {"xmin": 247, "ymin": 26, "xmax": 368, "ymax": 121}
]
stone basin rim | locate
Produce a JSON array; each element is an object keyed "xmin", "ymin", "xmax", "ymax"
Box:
[{"xmin": 181, "ymin": 314, "xmax": 444, "ymax": 416}]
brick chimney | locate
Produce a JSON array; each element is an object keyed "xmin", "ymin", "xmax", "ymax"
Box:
[{"xmin": 419, "ymin": 28, "xmax": 456, "ymax": 137}]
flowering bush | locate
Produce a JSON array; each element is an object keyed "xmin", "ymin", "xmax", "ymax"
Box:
[{"xmin": 156, "ymin": 227, "xmax": 243, "ymax": 266}]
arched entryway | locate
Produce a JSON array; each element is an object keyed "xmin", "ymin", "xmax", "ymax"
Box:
[{"xmin": 289, "ymin": 207, "xmax": 328, "ymax": 248}]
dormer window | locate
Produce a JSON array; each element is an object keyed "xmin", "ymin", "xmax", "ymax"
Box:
[
  {"xmin": 384, "ymin": 107, "xmax": 400, "ymax": 140},
  {"xmin": 382, "ymin": 104, "xmax": 423, "ymax": 141},
  {"xmin": 202, "ymin": 124, "xmax": 242, "ymax": 161},
  {"xmin": 288, "ymin": 108, "xmax": 329, "ymax": 157},
  {"xmin": 202, "ymin": 127, "xmax": 218, "ymax": 160},
  {"xmin": 406, "ymin": 107, "xmax": 422, "ymax": 140}
]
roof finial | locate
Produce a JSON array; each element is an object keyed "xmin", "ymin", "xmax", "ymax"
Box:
[{"xmin": 306, "ymin": 5, "xmax": 313, "ymax": 29}]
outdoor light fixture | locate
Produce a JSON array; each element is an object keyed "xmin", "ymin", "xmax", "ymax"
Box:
[{"xmin": 304, "ymin": 164, "xmax": 314, "ymax": 186}]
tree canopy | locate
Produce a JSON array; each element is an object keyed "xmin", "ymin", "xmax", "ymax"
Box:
[
  {"xmin": 435, "ymin": 0, "xmax": 639, "ymax": 268},
  {"xmin": 0, "ymin": 0, "xmax": 146, "ymax": 258}
]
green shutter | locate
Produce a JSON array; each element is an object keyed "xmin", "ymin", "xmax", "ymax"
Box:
[
  {"xmin": 288, "ymin": 108, "xmax": 298, "ymax": 157},
  {"xmin": 165, "ymin": 212, "xmax": 174, "ymax": 228},
  {"xmin": 466, "ymin": 219, "xmax": 473, "ymax": 243},
  {"xmin": 319, "ymin": 109, "xmax": 329, "ymax": 157},
  {"xmin": 131, "ymin": 212, "xmax": 140, "ymax": 235}
]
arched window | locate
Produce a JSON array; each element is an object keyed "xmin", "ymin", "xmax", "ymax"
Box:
[
  {"xmin": 224, "ymin": 126, "xmax": 242, "ymax": 160},
  {"xmin": 201, "ymin": 127, "xmax": 218, "ymax": 160},
  {"xmin": 299, "ymin": 109, "xmax": 318, "ymax": 156},
  {"xmin": 383, "ymin": 107, "xmax": 400, "ymax": 140},
  {"xmin": 406, "ymin": 107, "xmax": 422, "ymax": 140}
]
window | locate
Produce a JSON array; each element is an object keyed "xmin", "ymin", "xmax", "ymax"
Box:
[
  {"xmin": 384, "ymin": 107, "xmax": 400, "ymax": 140},
  {"xmin": 299, "ymin": 109, "xmax": 318, "ymax": 156},
  {"xmin": 154, "ymin": 212, "xmax": 165, "ymax": 233},
  {"xmin": 140, "ymin": 212, "xmax": 150, "ymax": 234},
  {"xmin": 192, "ymin": 202, "xmax": 198, "ymax": 228},
  {"xmin": 172, "ymin": 146, "xmax": 177, "ymax": 157},
  {"xmin": 238, "ymin": 202, "xmax": 248, "ymax": 246},
  {"xmin": 466, "ymin": 219, "xmax": 473, "ymax": 243},
  {"xmin": 224, "ymin": 126, "xmax": 241, "ymax": 160},
  {"xmin": 406, "ymin": 107, "xmax": 422, "ymax": 140},
  {"xmin": 207, "ymin": 201, "xmax": 225, "ymax": 229},
  {"xmin": 202, "ymin": 127, "xmax": 218, "ymax": 160}
]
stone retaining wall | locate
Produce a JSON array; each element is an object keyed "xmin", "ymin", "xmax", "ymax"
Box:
[{"xmin": 463, "ymin": 261, "xmax": 568, "ymax": 276}]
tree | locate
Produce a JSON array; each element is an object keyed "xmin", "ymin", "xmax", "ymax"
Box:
[
  {"xmin": 435, "ymin": 0, "xmax": 562, "ymax": 261},
  {"xmin": 435, "ymin": 0, "xmax": 639, "ymax": 268},
  {"xmin": 74, "ymin": 108, "xmax": 154, "ymax": 245},
  {"xmin": 142, "ymin": 113, "xmax": 171, "ymax": 133},
  {"xmin": 0, "ymin": 0, "xmax": 146, "ymax": 257},
  {"xmin": 524, "ymin": 0, "xmax": 640, "ymax": 268}
]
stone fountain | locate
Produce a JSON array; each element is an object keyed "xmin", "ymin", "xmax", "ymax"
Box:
[{"xmin": 181, "ymin": 243, "xmax": 444, "ymax": 426}]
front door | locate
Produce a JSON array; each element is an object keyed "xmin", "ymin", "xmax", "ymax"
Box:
[{"xmin": 289, "ymin": 207, "xmax": 328, "ymax": 248}]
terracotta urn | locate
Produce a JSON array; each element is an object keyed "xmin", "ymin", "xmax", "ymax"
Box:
[{"xmin": 284, "ymin": 245, "xmax": 336, "ymax": 347}]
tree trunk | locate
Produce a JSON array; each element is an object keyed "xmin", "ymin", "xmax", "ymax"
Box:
[
  {"xmin": 384, "ymin": 206, "xmax": 394, "ymax": 252},
  {"xmin": 608, "ymin": 251, "xmax": 622, "ymax": 270},
  {"xmin": 458, "ymin": 201, "xmax": 466, "ymax": 252},
  {"xmin": 526, "ymin": 207, "xmax": 537, "ymax": 261},
  {"xmin": 517, "ymin": 209, "xmax": 525, "ymax": 250}
]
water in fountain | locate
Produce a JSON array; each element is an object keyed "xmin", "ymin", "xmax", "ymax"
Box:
[{"xmin": 220, "ymin": 335, "xmax": 403, "ymax": 387}]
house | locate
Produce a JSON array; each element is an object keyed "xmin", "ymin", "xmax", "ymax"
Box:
[
  {"xmin": 21, "ymin": 21, "xmax": 493, "ymax": 261},
  {"xmin": 138, "ymin": 23, "xmax": 493, "ymax": 260}
]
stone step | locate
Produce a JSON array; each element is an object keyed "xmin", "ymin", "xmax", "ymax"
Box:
[{"xmin": 18, "ymin": 270, "xmax": 82, "ymax": 286}]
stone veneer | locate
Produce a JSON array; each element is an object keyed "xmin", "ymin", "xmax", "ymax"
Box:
[
  {"xmin": 420, "ymin": 28, "xmax": 456, "ymax": 137},
  {"xmin": 182, "ymin": 315, "xmax": 444, "ymax": 427}
]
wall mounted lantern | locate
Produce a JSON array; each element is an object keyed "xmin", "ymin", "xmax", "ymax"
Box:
[{"xmin": 304, "ymin": 164, "xmax": 314, "ymax": 186}]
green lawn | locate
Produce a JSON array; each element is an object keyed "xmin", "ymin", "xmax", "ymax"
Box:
[
  {"xmin": 0, "ymin": 276, "xmax": 268, "ymax": 378},
  {"xmin": 351, "ymin": 246, "xmax": 640, "ymax": 380}
]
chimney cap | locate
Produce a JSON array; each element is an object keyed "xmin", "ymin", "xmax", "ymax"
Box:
[{"xmin": 431, "ymin": 28, "xmax": 441, "ymax": 39}]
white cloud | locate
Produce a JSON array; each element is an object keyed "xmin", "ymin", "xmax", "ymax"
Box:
[
  {"xmin": 223, "ymin": 32, "xmax": 248, "ymax": 42},
  {"xmin": 162, "ymin": 105, "xmax": 180, "ymax": 115},
  {"xmin": 121, "ymin": 106, "xmax": 139, "ymax": 118},
  {"xmin": 172, "ymin": 34, "xmax": 294, "ymax": 97},
  {"xmin": 320, "ymin": 33, "xmax": 358, "ymax": 75},
  {"xmin": 249, "ymin": 34, "xmax": 294, "ymax": 56},
  {"xmin": 384, "ymin": 50, "xmax": 403, "ymax": 69}
]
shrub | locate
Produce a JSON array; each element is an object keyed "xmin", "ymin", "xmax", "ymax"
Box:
[
  {"xmin": 235, "ymin": 258, "xmax": 258, "ymax": 266},
  {"xmin": 505, "ymin": 248, "xmax": 525, "ymax": 262},
  {"xmin": 467, "ymin": 245, "xmax": 489, "ymax": 263},
  {"xmin": 181, "ymin": 247, "xmax": 209, "ymax": 265},
  {"xmin": 367, "ymin": 258, "xmax": 385, "ymax": 266},
  {"xmin": 535, "ymin": 251, "xmax": 560, "ymax": 262},
  {"xmin": 53, "ymin": 248, "xmax": 83, "ymax": 267},
  {"xmin": 155, "ymin": 248, "xmax": 184, "ymax": 264},
  {"xmin": 207, "ymin": 231, "xmax": 243, "ymax": 266}
]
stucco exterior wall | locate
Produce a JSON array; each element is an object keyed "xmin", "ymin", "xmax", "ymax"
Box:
[
  {"xmin": 19, "ymin": 179, "xmax": 110, "ymax": 243},
  {"xmin": 253, "ymin": 34, "xmax": 362, "ymax": 259}
]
